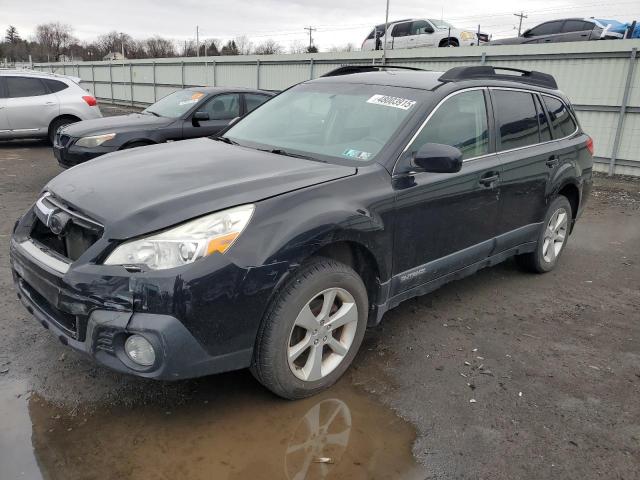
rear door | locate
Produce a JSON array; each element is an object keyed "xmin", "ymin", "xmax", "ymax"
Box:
[
  {"xmin": 182, "ymin": 93, "xmax": 241, "ymax": 139},
  {"xmin": 4, "ymin": 76, "xmax": 59, "ymax": 136},
  {"xmin": 390, "ymin": 21, "xmax": 412, "ymax": 49},
  {"xmin": 491, "ymin": 88, "xmax": 553, "ymax": 251},
  {"xmin": 391, "ymin": 88, "xmax": 502, "ymax": 294},
  {"xmin": 558, "ymin": 20, "xmax": 596, "ymax": 42}
]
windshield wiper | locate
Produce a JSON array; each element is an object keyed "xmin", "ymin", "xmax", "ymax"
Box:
[
  {"xmin": 144, "ymin": 110, "xmax": 161, "ymax": 117},
  {"xmin": 213, "ymin": 136, "xmax": 239, "ymax": 145},
  {"xmin": 260, "ymin": 148, "xmax": 326, "ymax": 162}
]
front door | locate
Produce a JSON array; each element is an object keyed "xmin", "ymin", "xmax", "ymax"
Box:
[
  {"xmin": 390, "ymin": 21, "xmax": 412, "ymax": 49},
  {"xmin": 182, "ymin": 93, "xmax": 241, "ymax": 139},
  {"xmin": 391, "ymin": 88, "xmax": 502, "ymax": 295},
  {"xmin": 409, "ymin": 20, "xmax": 437, "ymax": 48}
]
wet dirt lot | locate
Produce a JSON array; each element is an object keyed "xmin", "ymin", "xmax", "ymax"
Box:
[{"xmin": 1, "ymin": 119, "xmax": 639, "ymax": 479}]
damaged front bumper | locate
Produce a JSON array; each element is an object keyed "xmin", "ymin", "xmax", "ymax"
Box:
[{"xmin": 10, "ymin": 233, "xmax": 289, "ymax": 380}]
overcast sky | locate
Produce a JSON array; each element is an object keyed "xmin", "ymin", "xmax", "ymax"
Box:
[{"xmin": 3, "ymin": 0, "xmax": 639, "ymax": 50}]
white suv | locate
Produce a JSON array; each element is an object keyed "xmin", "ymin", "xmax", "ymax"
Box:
[
  {"xmin": 0, "ymin": 70, "xmax": 102, "ymax": 144},
  {"xmin": 362, "ymin": 18, "xmax": 489, "ymax": 50}
]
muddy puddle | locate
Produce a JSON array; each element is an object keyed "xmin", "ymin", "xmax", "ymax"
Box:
[{"xmin": 0, "ymin": 372, "xmax": 426, "ymax": 480}]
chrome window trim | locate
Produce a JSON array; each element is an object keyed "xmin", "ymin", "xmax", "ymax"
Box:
[
  {"xmin": 17, "ymin": 239, "xmax": 70, "ymax": 274},
  {"xmin": 393, "ymin": 85, "xmax": 580, "ymax": 176}
]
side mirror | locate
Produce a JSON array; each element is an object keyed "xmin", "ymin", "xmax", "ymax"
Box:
[
  {"xmin": 425, "ymin": 27, "xmax": 434, "ymax": 34},
  {"xmin": 192, "ymin": 111, "xmax": 210, "ymax": 126},
  {"xmin": 412, "ymin": 143, "xmax": 463, "ymax": 173}
]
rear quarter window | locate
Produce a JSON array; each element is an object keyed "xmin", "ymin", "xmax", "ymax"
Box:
[
  {"xmin": 43, "ymin": 79, "xmax": 69, "ymax": 93},
  {"xmin": 543, "ymin": 96, "xmax": 577, "ymax": 138}
]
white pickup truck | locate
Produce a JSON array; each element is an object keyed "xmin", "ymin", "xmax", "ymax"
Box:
[{"xmin": 361, "ymin": 18, "xmax": 489, "ymax": 50}]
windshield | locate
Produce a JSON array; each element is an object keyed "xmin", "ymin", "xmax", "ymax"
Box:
[
  {"xmin": 428, "ymin": 19, "xmax": 455, "ymax": 29},
  {"xmin": 224, "ymin": 83, "xmax": 426, "ymax": 164},
  {"xmin": 144, "ymin": 90, "xmax": 206, "ymax": 118}
]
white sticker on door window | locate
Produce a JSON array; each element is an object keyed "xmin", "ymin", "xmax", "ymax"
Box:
[{"xmin": 367, "ymin": 94, "xmax": 416, "ymax": 110}]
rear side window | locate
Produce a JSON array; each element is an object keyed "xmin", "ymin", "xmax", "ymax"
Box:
[
  {"xmin": 493, "ymin": 90, "xmax": 541, "ymax": 150},
  {"xmin": 563, "ymin": 20, "xmax": 594, "ymax": 33},
  {"xmin": 543, "ymin": 96, "xmax": 577, "ymax": 138},
  {"xmin": 392, "ymin": 22, "xmax": 412, "ymax": 37},
  {"xmin": 245, "ymin": 93, "xmax": 270, "ymax": 113},
  {"xmin": 408, "ymin": 90, "xmax": 489, "ymax": 160},
  {"xmin": 202, "ymin": 93, "xmax": 240, "ymax": 120},
  {"xmin": 43, "ymin": 79, "xmax": 69, "ymax": 93},
  {"xmin": 6, "ymin": 77, "xmax": 48, "ymax": 98},
  {"xmin": 535, "ymin": 95, "xmax": 552, "ymax": 142}
]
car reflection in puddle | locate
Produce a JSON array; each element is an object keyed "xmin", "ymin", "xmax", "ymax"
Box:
[{"xmin": 2, "ymin": 371, "xmax": 426, "ymax": 480}]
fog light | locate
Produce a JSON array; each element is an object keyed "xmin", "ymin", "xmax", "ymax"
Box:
[{"xmin": 124, "ymin": 334, "xmax": 156, "ymax": 366}]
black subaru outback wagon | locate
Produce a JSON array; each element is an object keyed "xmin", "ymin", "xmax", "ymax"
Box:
[{"xmin": 11, "ymin": 65, "xmax": 593, "ymax": 399}]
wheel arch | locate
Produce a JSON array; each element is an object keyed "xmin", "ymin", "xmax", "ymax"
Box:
[
  {"xmin": 438, "ymin": 37, "xmax": 459, "ymax": 46},
  {"xmin": 119, "ymin": 138, "xmax": 158, "ymax": 149}
]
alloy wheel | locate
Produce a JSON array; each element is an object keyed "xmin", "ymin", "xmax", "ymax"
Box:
[
  {"xmin": 542, "ymin": 207, "xmax": 568, "ymax": 263},
  {"xmin": 287, "ymin": 288, "xmax": 359, "ymax": 382}
]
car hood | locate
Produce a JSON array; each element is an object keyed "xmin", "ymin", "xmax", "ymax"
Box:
[
  {"xmin": 61, "ymin": 113, "xmax": 172, "ymax": 137},
  {"xmin": 46, "ymin": 138, "xmax": 356, "ymax": 239}
]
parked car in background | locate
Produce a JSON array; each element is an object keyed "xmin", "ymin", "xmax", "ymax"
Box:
[
  {"xmin": 489, "ymin": 17, "xmax": 625, "ymax": 45},
  {"xmin": 11, "ymin": 65, "xmax": 592, "ymax": 399},
  {"xmin": 362, "ymin": 18, "xmax": 488, "ymax": 50},
  {"xmin": 54, "ymin": 87, "xmax": 274, "ymax": 168},
  {"xmin": 0, "ymin": 70, "xmax": 101, "ymax": 144}
]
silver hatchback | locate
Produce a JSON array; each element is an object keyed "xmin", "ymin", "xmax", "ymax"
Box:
[{"xmin": 0, "ymin": 70, "xmax": 102, "ymax": 143}]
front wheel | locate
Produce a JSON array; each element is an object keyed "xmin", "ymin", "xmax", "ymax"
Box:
[
  {"xmin": 251, "ymin": 258, "xmax": 368, "ymax": 399},
  {"xmin": 516, "ymin": 196, "xmax": 572, "ymax": 273}
]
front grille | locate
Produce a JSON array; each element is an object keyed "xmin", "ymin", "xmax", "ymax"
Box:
[
  {"xmin": 18, "ymin": 274, "xmax": 83, "ymax": 339},
  {"xmin": 30, "ymin": 194, "xmax": 103, "ymax": 262}
]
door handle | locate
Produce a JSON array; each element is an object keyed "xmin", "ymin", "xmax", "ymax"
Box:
[
  {"xmin": 479, "ymin": 173, "xmax": 499, "ymax": 187},
  {"xmin": 45, "ymin": 102, "xmax": 56, "ymax": 106},
  {"xmin": 546, "ymin": 155, "xmax": 559, "ymax": 168}
]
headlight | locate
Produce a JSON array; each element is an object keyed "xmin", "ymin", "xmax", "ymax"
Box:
[
  {"xmin": 460, "ymin": 31, "xmax": 475, "ymax": 41},
  {"xmin": 75, "ymin": 133, "xmax": 116, "ymax": 148},
  {"xmin": 104, "ymin": 204, "xmax": 254, "ymax": 270}
]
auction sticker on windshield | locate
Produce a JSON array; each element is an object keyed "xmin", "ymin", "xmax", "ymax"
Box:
[
  {"xmin": 179, "ymin": 92, "xmax": 205, "ymax": 106},
  {"xmin": 367, "ymin": 94, "xmax": 416, "ymax": 110}
]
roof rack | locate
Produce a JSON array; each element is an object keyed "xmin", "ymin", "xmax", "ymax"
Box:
[
  {"xmin": 439, "ymin": 66, "xmax": 558, "ymax": 90},
  {"xmin": 322, "ymin": 65, "xmax": 424, "ymax": 77}
]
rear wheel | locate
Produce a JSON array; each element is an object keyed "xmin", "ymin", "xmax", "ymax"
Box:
[
  {"xmin": 516, "ymin": 196, "xmax": 572, "ymax": 273},
  {"xmin": 48, "ymin": 117, "xmax": 77, "ymax": 145},
  {"xmin": 251, "ymin": 257, "xmax": 368, "ymax": 399}
]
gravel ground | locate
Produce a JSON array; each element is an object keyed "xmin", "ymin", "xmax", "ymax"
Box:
[{"xmin": 0, "ymin": 124, "xmax": 638, "ymax": 480}]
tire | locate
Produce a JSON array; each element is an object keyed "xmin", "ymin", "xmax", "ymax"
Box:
[
  {"xmin": 516, "ymin": 196, "xmax": 572, "ymax": 273},
  {"xmin": 48, "ymin": 117, "xmax": 77, "ymax": 145},
  {"xmin": 439, "ymin": 38, "xmax": 459, "ymax": 47},
  {"xmin": 251, "ymin": 257, "xmax": 369, "ymax": 399}
]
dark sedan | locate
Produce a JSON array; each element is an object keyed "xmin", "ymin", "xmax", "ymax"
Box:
[
  {"xmin": 489, "ymin": 18, "xmax": 624, "ymax": 45},
  {"xmin": 53, "ymin": 87, "xmax": 274, "ymax": 168}
]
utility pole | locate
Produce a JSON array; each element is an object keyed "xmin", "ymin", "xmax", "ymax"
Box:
[
  {"xmin": 382, "ymin": 0, "xmax": 390, "ymax": 64},
  {"xmin": 304, "ymin": 26, "xmax": 316, "ymax": 50},
  {"xmin": 196, "ymin": 25, "xmax": 200, "ymax": 57},
  {"xmin": 514, "ymin": 11, "xmax": 528, "ymax": 36}
]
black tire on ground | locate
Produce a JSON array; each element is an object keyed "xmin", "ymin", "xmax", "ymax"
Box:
[
  {"xmin": 48, "ymin": 117, "xmax": 77, "ymax": 145},
  {"xmin": 121, "ymin": 141, "xmax": 153, "ymax": 150},
  {"xmin": 251, "ymin": 257, "xmax": 369, "ymax": 399},
  {"xmin": 516, "ymin": 195, "xmax": 573, "ymax": 273},
  {"xmin": 439, "ymin": 38, "xmax": 459, "ymax": 47}
]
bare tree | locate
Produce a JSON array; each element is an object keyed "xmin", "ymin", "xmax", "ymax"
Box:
[
  {"xmin": 220, "ymin": 40, "xmax": 239, "ymax": 55},
  {"xmin": 254, "ymin": 39, "xmax": 283, "ymax": 55},
  {"xmin": 96, "ymin": 31, "xmax": 133, "ymax": 58},
  {"xmin": 234, "ymin": 35, "xmax": 253, "ymax": 55},
  {"xmin": 145, "ymin": 36, "xmax": 176, "ymax": 58},
  {"xmin": 35, "ymin": 22, "xmax": 75, "ymax": 59},
  {"xmin": 328, "ymin": 42, "xmax": 356, "ymax": 52},
  {"xmin": 289, "ymin": 39, "xmax": 306, "ymax": 54}
]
